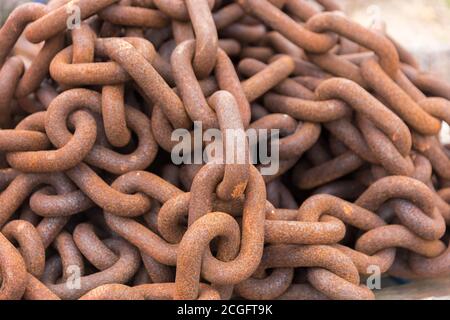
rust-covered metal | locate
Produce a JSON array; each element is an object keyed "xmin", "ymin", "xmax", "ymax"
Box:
[{"xmin": 0, "ymin": 0, "xmax": 450, "ymax": 301}]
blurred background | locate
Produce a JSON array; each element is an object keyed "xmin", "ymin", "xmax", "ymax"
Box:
[{"xmin": 1, "ymin": 0, "xmax": 450, "ymax": 80}]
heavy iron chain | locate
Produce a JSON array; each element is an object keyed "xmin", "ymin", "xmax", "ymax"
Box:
[{"xmin": 0, "ymin": 0, "xmax": 449, "ymax": 300}]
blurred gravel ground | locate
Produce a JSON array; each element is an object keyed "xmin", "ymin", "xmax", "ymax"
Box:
[
  {"xmin": 343, "ymin": 0, "xmax": 450, "ymax": 81},
  {"xmin": 0, "ymin": 0, "xmax": 30, "ymax": 26}
]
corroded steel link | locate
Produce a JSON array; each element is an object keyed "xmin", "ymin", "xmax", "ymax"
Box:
[
  {"xmin": 409, "ymin": 245, "xmax": 450, "ymax": 278},
  {"xmin": 150, "ymin": 76, "xmax": 219, "ymax": 152},
  {"xmin": 385, "ymin": 36, "xmax": 420, "ymax": 69},
  {"xmin": 355, "ymin": 225, "xmax": 446, "ymax": 258},
  {"xmin": 306, "ymin": 140, "xmax": 332, "ymax": 165},
  {"xmin": 79, "ymin": 284, "xmax": 145, "ymax": 300},
  {"xmin": 153, "ymin": 0, "xmax": 215, "ymax": 21},
  {"xmin": 238, "ymin": 58, "xmax": 315, "ymax": 100},
  {"xmin": 7, "ymin": 110, "xmax": 97, "ymax": 173},
  {"xmin": 170, "ymin": 17, "xmax": 193, "ymax": 43},
  {"xmin": 266, "ymin": 180, "xmax": 297, "ymax": 209},
  {"xmin": 241, "ymin": 46, "xmax": 274, "ymax": 62},
  {"xmin": 141, "ymin": 253, "xmax": 175, "ymax": 283},
  {"xmin": 419, "ymin": 98, "xmax": 450, "ymax": 125},
  {"xmin": 266, "ymin": 31, "xmax": 305, "ymax": 59},
  {"xmin": 158, "ymin": 192, "xmax": 197, "ymax": 243},
  {"xmin": 241, "ymin": 55, "xmax": 295, "ymax": 102},
  {"xmin": 102, "ymin": 38, "xmax": 191, "ymax": 129},
  {"xmin": 0, "ymin": 0, "xmax": 450, "ymax": 301},
  {"xmin": 25, "ymin": 0, "xmax": 120, "ymax": 44},
  {"xmin": 254, "ymin": 245, "xmax": 374, "ymax": 300},
  {"xmin": 307, "ymin": 52, "xmax": 367, "ymax": 87},
  {"xmin": 264, "ymin": 93, "xmax": 349, "ymax": 122},
  {"xmin": 53, "ymin": 231, "xmax": 85, "ymax": 282},
  {"xmin": 285, "ymin": 0, "xmax": 320, "ymax": 22},
  {"xmin": 332, "ymin": 244, "xmax": 395, "ymax": 275},
  {"xmin": 413, "ymin": 134, "xmax": 450, "ymax": 180},
  {"xmin": 395, "ymin": 70, "xmax": 427, "ymax": 103},
  {"xmin": 213, "ymin": 3, "xmax": 245, "ymax": 30},
  {"xmin": 23, "ymin": 274, "xmax": 60, "ymax": 300},
  {"xmin": 2, "ymin": 220, "xmax": 45, "ymax": 278},
  {"xmin": 71, "ymin": 23, "xmax": 96, "ymax": 64},
  {"xmin": 47, "ymin": 239, "xmax": 140, "ymax": 300},
  {"xmin": 186, "ymin": 164, "xmax": 266, "ymax": 285},
  {"xmin": 104, "ymin": 174, "xmax": 180, "ymax": 264},
  {"xmin": 171, "ymin": 40, "xmax": 217, "ymax": 129},
  {"xmin": 0, "ymin": 3, "xmax": 46, "ymax": 67},
  {"xmin": 372, "ymin": 152, "xmax": 435, "ymax": 186},
  {"xmin": 218, "ymin": 39, "xmax": 242, "ymax": 56},
  {"xmin": 134, "ymin": 283, "xmax": 220, "ymax": 300},
  {"xmin": 29, "ymin": 187, "xmax": 93, "ymax": 218},
  {"xmin": 294, "ymin": 151, "xmax": 365, "ymax": 190},
  {"xmin": 15, "ymin": 34, "xmax": 65, "ymax": 99},
  {"xmin": 235, "ymin": 268, "xmax": 294, "ymax": 300},
  {"xmin": 102, "ymin": 85, "xmax": 131, "ymax": 148},
  {"xmin": 277, "ymin": 284, "xmax": 329, "ymax": 300},
  {"xmin": 0, "ymin": 57, "xmax": 24, "ymax": 127},
  {"xmin": 360, "ymin": 59, "xmax": 441, "ymax": 135},
  {"xmin": 293, "ymin": 76, "xmax": 326, "ymax": 91},
  {"xmin": 215, "ymin": 49, "xmax": 251, "ymax": 127},
  {"xmin": 356, "ymin": 176, "xmax": 445, "ymax": 241},
  {"xmin": 0, "ymin": 232, "xmax": 28, "ymax": 300},
  {"xmin": 66, "ymin": 164, "xmax": 152, "ymax": 216},
  {"xmin": 102, "ymin": 169, "xmax": 183, "ymax": 258},
  {"xmin": 185, "ymin": 0, "xmax": 219, "ymax": 79},
  {"xmin": 324, "ymin": 118, "xmax": 378, "ymax": 163},
  {"xmin": 249, "ymin": 113, "xmax": 320, "ymax": 160},
  {"xmin": 264, "ymin": 212, "xmax": 345, "ymax": 245},
  {"xmin": 73, "ymin": 223, "xmax": 117, "ymax": 270},
  {"xmin": 297, "ymin": 194, "xmax": 386, "ymax": 231},
  {"xmin": 187, "ymin": 164, "xmax": 230, "ymax": 222},
  {"xmin": 237, "ymin": 0, "xmax": 337, "ymax": 53},
  {"xmin": 306, "ymin": 12, "xmax": 400, "ymax": 78},
  {"xmin": 221, "ymin": 23, "xmax": 267, "ymax": 44},
  {"xmin": 36, "ymin": 217, "xmax": 70, "ymax": 250},
  {"xmin": 291, "ymin": 56, "xmax": 331, "ymax": 78},
  {"xmin": 307, "ymin": 268, "xmax": 374, "ymax": 300},
  {"xmin": 411, "ymin": 153, "xmax": 434, "ymax": 183},
  {"xmin": 339, "ymin": 38, "xmax": 362, "ymax": 55},
  {"xmin": 45, "ymin": 89, "xmax": 158, "ymax": 174},
  {"xmin": 98, "ymin": 4, "xmax": 169, "ymax": 28},
  {"xmin": 50, "ymin": 37, "xmax": 156, "ymax": 86},
  {"xmin": 316, "ymin": 78, "xmax": 412, "ymax": 157},
  {"xmin": 402, "ymin": 65, "xmax": 450, "ymax": 100},
  {"xmin": 339, "ymin": 52, "xmax": 375, "ymax": 65},
  {"xmin": 41, "ymin": 255, "xmax": 61, "ymax": 285},
  {"xmin": 393, "ymin": 200, "xmax": 445, "ymax": 241},
  {"xmin": 316, "ymin": 0, "xmax": 342, "ymax": 11},
  {"xmin": 0, "ymin": 129, "xmax": 49, "ymax": 152},
  {"xmin": 356, "ymin": 114, "xmax": 414, "ymax": 176},
  {"xmin": 208, "ymin": 91, "xmax": 249, "ymax": 200},
  {"xmin": 17, "ymin": 86, "xmax": 58, "ymax": 114},
  {"xmin": 313, "ymin": 180, "xmax": 365, "ymax": 200},
  {"xmin": 105, "ymin": 210, "xmax": 178, "ymax": 266},
  {"xmin": 174, "ymin": 211, "xmax": 241, "ymax": 299},
  {"xmin": 0, "ymin": 172, "xmax": 82, "ymax": 228}
]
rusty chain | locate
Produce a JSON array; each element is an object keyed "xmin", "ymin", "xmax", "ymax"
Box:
[{"xmin": 0, "ymin": 0, "xmax": 449, "ymax": 300}]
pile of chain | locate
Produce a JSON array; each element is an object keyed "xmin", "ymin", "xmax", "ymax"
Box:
[{"xmin": 1, "ymin": 0, "xmax": 450, "ymax": 300}]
